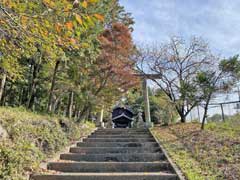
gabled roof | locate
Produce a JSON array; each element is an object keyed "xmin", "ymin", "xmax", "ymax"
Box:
[
  {"xmin": 112, "ymin": 106, "xmax": 134, "ymax": 114},
  {"xmin": 112, "ymin": 113, "xmax": 133, "ymax": 121}
]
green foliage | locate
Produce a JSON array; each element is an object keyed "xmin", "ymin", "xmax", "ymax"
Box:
[
  {"xmin": 220, "ymin": 55, "xmax": 240, "ymax": 78},
  {"xmin": 0, "ymin": 140, "xmax": 43, "ymax": 180},
  {"xmin": 125, "ymin": 88, "xmax": 178, "ymax": 124},
  {"xmin": 0, "ymin": 0, "xmax": 136, "ymax": 121},
  {"xmin": 0, "ymin": 107, "xmax": 95, "ymax": 180},
  {"xmin": 207, "ymin": 114, "xmax": 223, "ymax": 122},
  {"xmin": 206, "ymin": 114, "xmax": 240, "ymax": 137}
]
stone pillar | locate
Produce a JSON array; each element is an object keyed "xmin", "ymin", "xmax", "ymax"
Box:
[
  {"xmin": 142, "ymin": 79, "xmax": 153, "ymax": 128},
  {"xmin": 96, "ymin": 108, "xmax": 105, "ymax": 128}
]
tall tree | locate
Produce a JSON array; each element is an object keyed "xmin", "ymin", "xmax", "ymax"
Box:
[{"xmin": 136, "ymin": 37, "xmax": 213, "ymax": 123}]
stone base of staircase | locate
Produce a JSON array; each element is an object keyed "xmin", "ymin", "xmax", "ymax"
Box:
[{"xmin": 30, "ymin": 128, "xmax": 182, "ymax": 180}]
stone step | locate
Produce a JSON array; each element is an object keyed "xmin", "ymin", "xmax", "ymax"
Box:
[
  {"xmin": 47, "ymin": 162, "xmax": 173, "ymax": 173},
  {"xmin": 96, "ymin": 130, "xmax": 149, "ymax": 133},
  {"xmin": 92, "ymin": 132, "xmax": 150, "ymax": 136},
  {"xmin": 83, "ymin": 138, "xmax": 155, "ymax": 142},
  {"xmin": 97, "ymin": 128, "xmax": 148, "ymax": 131},
  {"xmin": 70, "ymin": 147, "xmax": 161, "ymax": 154},
  {"xmin": 77, "ymin": 142, "xmax": 159, "ymax": 148},
  {"xmin": 88, "ymin": 135, "xmax": 153, "ymax": 138},
  {"xmin": 31, "ymin": 172, "xmax": 179, "ymax": 180},
  {"xmin": 60, "ymin": 153, "xmax": 166, "ymax": 162}
]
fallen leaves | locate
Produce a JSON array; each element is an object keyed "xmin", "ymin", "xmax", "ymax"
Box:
[{"xmin": 152, "ymin": 121, "xmax": 240, "ymax": 180}]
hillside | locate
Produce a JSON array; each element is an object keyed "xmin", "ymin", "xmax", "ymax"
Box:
[
  {"xmin": 0, "ymin": 107, "xmax": 95, "ymax": 180},
  {"xmin": 152, "ymin": 118, "xmax": 240, "ymax": 180}
]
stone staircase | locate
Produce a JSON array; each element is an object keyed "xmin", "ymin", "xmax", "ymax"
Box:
[{"xmin": 31, "ymin": 128, "xmax": 180, "ymax": 180}]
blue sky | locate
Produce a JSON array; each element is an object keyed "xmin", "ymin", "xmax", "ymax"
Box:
[{"xmin": 120, "ymin": 0, "xmax": 240, "ymax": 57}]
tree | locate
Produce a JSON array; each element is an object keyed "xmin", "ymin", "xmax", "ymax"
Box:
[
  {"xmin": 136, "ymin": 37, "xmax": 213, "ymax": 123},
  {"xmin": 0, "ymin": 0, "xmax": 106, "ymax": 108},
  {"xmin": 75, "ymin": 22, "xmax": 139, "ymax": 120},
  {"xmin": 125, "ymin": 88, "xmax": 178, "ymax": 125},
  {"xmin": 0, "ymin": 0, "xmax": 137, "ymax": 121},
  {"xmin": 196, "ymin": 55, "xmax": 238, "ymax": 129}
]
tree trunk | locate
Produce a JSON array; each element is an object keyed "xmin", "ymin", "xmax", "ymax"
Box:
[
  {"xmin": 67, "ymin": 91, "xmax": 74, "ymax": 118},
  {"xmin": 180, "ymin": 114, "xmax": 186, "ymax": 123},
  {"xmin": 27, "ymin": 56, "xmax": 42, "ymax": 109},
  {"xmin": 0, "ymin": 71, "xmax": 7, "ymax": 103},
  {"xmin": 53, "ymin": 96, "xmax": 60, "ymax": 113},
  {"xmin": 47, "ymin": 60, "xmax": 60, "ymax": 112},
  {"xmin": 27, "ymin": 64, "xmax": 38, "ymax": 109},
  {"xmin": 18, "ymin": 87, "xmax": 24, "ymax": 106},
  {"xmin": 78, "ymin": 105, "xmax": 90, "ymax": 122},
  {"xmin": 175, "ymin": 104, "xmax": 186, "ymax": 123},
  {"xmin": 55, "ymin": 99, "xmax": 62, "ymax": 115},
  {"xmin": 201, "ymin": 95, "xmax": 211, "ymax": 130}
]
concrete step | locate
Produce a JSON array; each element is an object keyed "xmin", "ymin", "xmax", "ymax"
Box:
[
  {"xmin": 47, "ymin": 162, "xmax": 173, "ymax": 173},
  {"xmin": 31, "ymin": 172, "xmax": 179, "ymax": 180},
  {"xmin": 83, "ymin": 138, "xmax": 155, "ymax": 142},
  {"xmin": 60, "ymin": 153, "xmax": 166, "ymax": 162},
  {"xmin": 96, "ymin": 128, "xmax": 148, "ymax": 131},
  {"xmin": 77, "ymin": 142, "xmax": 159, "ymax": 148},
  {"xmin": 88, "ymin": 135, "xmax": 153, "ymax": 138},
  {"xmin": 91, "ymin": 134, "xmax": 152, "ymax": 136},
  {"xmin": 96, "ymin": 130, "xmax": 149, "ymax": 133},
  {"xmin": 70, "ymin": 147, "xmax": 161, "ymax": 154}
]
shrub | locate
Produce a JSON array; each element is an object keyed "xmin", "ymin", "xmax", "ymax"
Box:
[{"xmin": 0, "ymin": 107, "xmax": 95, "ymax": 180}]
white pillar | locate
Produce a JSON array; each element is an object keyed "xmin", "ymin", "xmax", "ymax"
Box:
[
  {"xmin": 142, "ymin": 79, "xmax": 153, "ymax": 128},
  {"xmin": 97, "ymin": 108, "xmax": 105, "ymax": 128}
]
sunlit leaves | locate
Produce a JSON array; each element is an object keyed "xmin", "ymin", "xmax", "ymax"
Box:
[
  {"xmin": 74, "ymin": 13, "xmax": 83, "ymax": 25},
  {"xmin": 65, "ymin": 21, "xmax": 74, "ymax": 30},
  {"xmin": 0, "ymin": 0, "xmax": 106, "ymax": 85},
  {"xmin": 0, "ymin": 0, "xmax": 136, "ymax": 120},
  {"xmin": 42, "ymin": 0, "xmax": 55, "ymax": 9},
  {"xmin": 55, "ymin": 23, "xmax": 62, "ymax": 33},
  {"xmin": 94, "ymin": 13, "xmax": 104, "ymax": 21},
  {"xmin": 81, "ymin": 1, "xmax": 88, "ymax": 8}
]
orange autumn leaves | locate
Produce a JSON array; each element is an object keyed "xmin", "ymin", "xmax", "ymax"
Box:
[
  {"xmin": 97, "ymin": 23, "xmax": 139, "ymax": 92},
  {"xmin": 5, "ymin": 0, "xmax": 105, "ymax": 49}
]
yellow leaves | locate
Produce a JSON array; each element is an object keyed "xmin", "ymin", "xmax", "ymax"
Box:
[
  {"xmin": 74, "ymin": 14, "xmax": 83, "ymax": 25},
  {"xmin": 82, "ymin": 0, "xmax": 88, "ymax": 8},
  {"xmin": 20, "ymin": 16, "xmax": 28, "ymax": 28},
  {"xmin": 64, "ymin": 5, "xmax": 72, "ymax": 12},
  {"xmin": 65, "ymin": 21, "xmax": 73, "ymax": 30},
  {"xmin": 81, "ymin": 43, "xmax": 90, "ymax": 48},
  {"xmin": 70, "ymin": 38, "xmax": 77, "ymax": 45},
  {"xmin": 43, "ymin": 0, "xmax": 55, "ymax": 8},
  {"xmin": 88, "ymin": 0, "xmax": 99, "ymax": 3},
  {"xmin": 55, "ymin": 23, "xmax": 62, "ymax": 33},
  {"xmin": 94, "ymin": 13, "xmax": 104, "ymax": 22},
  {"xmin": 2, "ymin": 0, "xmax": 17, "ymax": 9},
  {"xmin": 57, "ymin": 37, "xmax": 63, "ymax": 45},
  {"xmin": 0, "ymin": 19, "xmax": 6, "ymax": 25},
  {"xmin": 81, "ymin": 0, "xmax": 99, "ymax": 8}
]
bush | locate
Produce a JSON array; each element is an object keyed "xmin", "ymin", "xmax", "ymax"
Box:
[
  {"xmin": 0, "ymin": 107, "xmax": 95, "ymax": 180},
  {"xmin": 0, "ymin": 140, "xmax": 43, "ymax": 180}
]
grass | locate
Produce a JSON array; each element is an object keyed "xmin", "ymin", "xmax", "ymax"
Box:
[
  {"xmin": 0, "ymin": 106, "xmax": 95, "ymax": 180},
  {"xmin": 152, "ymin": 117, "xmax": 240, "ymax": 180}
]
